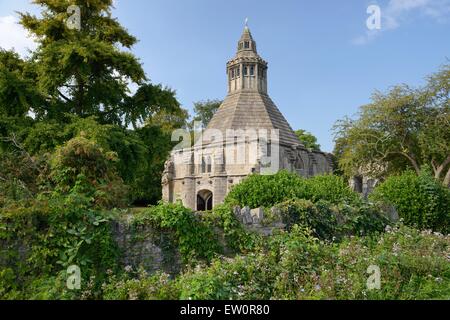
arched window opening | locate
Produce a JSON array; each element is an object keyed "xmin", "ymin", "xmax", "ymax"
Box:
[{"xmin": 197, "ymin": 190, "xmax": 213, "ymax": 211}]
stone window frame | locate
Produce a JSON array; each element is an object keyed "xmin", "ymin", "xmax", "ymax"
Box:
[
  {"xmin": 201, "ymin": 156, "xmax": 213, "ymax": 174},
  {"xmin": 250, "ymin": 65, "xmax": 255, "ymax": 76}
]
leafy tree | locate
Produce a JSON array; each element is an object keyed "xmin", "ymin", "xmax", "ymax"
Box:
[
  {"xmin": 295, "ymin": 129, "xmax": 321, "ymax": 151},
  {"xmin": 192, "ymin": 99, "xmax": 221, "ymax": 128},
  {"xmin": 334, "ymin": 64, "xmax": 450, "ymax": 186},
  {"xmin": 0, "ymin": 50, "xmax": 43, "ymax": 118},
  {"xmin": 18, "ymin": 0, "xmax": 178, "ymax": 127},
  {"xmin": 0, "ymin": 0, "xmax": 191, "ymax": 205}
]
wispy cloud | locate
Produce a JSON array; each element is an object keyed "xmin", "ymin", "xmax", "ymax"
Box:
[
  {"xmin": 352, "ymin": 0, "xmax": 450, "ymax": 45},
  {"xmin": 0, "ymin": 15, "xmax": 37, "ymax": 57}
]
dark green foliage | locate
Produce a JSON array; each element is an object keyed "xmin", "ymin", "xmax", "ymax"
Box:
[
  {"xmin": 371, "ymin": 171, "xmax": 450, "ymax": 233},
  {"xmin": 0, "ymin": 0, "xmax": 188, "ymax": 206},
  {"xmin": 50, "ymin": 135, "xmax": 129, "ymax": 209},
  {"xmin": 225, "ymin": 171, "xmax": 360, "ymax": 208},
  {"xmin": 191, "ymin": 99, "xmax": 222, "ymax": 128},
  {"xmin": 276, "ymin": 199, "xmax": 387, "ymax": 241},
  {"xmin": 8, "ymin": 115, "xmax": 180, "ymax": 204},
  {"xmin": 295, "ymin": 129, "xmax": 321, "ymax": 151},
  {"xmin": 133, "ymin": 202, "xmax": 221, "ymax": 263},
  {"xmin": 202, "ymin": 204, "xmax": 263, "ymax": 253},
  {"xmin": 0, "ymin": 195, "xmax": 120, "ymax": 299},
  {"xmin": 19, "ymin": 0, "xmax": 146, "ymax": 123},
  {"xmin": 0, "ymin": 50, "xmax": 42, "ymax": 118},
  {"xmin": 102, "ymin": 225, "xmax": 449, "ymax": 300}
]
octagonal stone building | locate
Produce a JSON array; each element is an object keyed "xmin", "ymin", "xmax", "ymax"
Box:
[{"xmin": 162, "ymin": 24, "xmax": 333, "ymax": 211}]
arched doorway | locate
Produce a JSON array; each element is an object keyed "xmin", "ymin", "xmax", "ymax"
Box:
[{"xmin": 197, "ymin": 190, "xmax": 213, "ymax": 211}]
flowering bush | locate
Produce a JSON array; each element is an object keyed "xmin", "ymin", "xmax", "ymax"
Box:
[{"xmin": 97, "ymin": 225, "xmax": 449, "ymax": 300}]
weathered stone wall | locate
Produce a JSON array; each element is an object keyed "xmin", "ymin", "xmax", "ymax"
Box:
[
  {"xmin": 233, "ymin": 206, "xmax": 286, "ymax": 236},
  {"xmin": 0, "ymin": 218, "xmax": 184, "ymax": 277},
  {"xmin": 112, "ymin": 218, "xmax": 182, "ymax": 276}
]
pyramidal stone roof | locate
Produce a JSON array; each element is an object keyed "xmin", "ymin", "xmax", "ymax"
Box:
[
  {"xmin": 206, "ymin": 92, "xmax": 302, "ymax": 146},
  {"xmin": 205, "ymin": 24, "xmax": 303, "ymax": 148}
]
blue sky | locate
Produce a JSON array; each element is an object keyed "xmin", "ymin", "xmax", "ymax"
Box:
[{"xmin": 1, "ymin": 0, "xmax": 449, "ymax": 151}]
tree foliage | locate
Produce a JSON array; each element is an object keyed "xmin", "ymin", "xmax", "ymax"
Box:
[
  {"xmin": 295, "ymin": 129, "xmax": 321, "ymax": 151},
  {"xmin": 0, "ymin": 0, "xmax": 189, "ymax": 205},
  {"xmin": 192, "ymin": 99, "xmax": 221, "ymax": 128},
  {"xmin": 334, "ymin": 64, "xmax": 450, "ymax": 186}
]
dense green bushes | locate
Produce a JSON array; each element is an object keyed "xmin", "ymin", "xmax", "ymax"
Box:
[
  {"xmin": 50, "ymin": 135, "xmax": 129, "ymax": 209},
  {"xmin": 1, "ymin": 163, "xmax": 448, "ymax": 300},
  {"xmin": 1, "ymin": 115, "xmax": 179, "ymax": 205},
  {"xmin": 0, "ymin": 195, "xmax": 120, "ymax": 299},
  {"xmin": 98, "ymin": 225, "xmax": 450, "ymax": 300},
  {"xmin": 225, "ymin": 171, "xmax": 360, "ymax": 208},
  {"xmin": 133, "ymin": 202, "xmax": 221, "ymax": 263},
  {"xmin": 371, "ymin": 171, "xmax": 450, "ymax": 233},
  {"xmin": 275, "ymin": 199, "xmax": 388, "ymax": 240}
]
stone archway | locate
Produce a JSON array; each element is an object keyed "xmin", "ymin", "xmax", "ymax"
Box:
[{"xmin": 197, "ymin": 189, "xmax": 213, "ymax": 211}]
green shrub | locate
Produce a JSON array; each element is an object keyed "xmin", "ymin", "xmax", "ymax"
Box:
[
  {"xmin": 371, "ymin": 171, "xmax": 450, "ymax": 233},
  {"xmin": 275, "ymin": 199, "xmax": 388, "ymax": 241},
  {"xmin": 225, "ymin": 171, "xmax": 360, "ymax": 208},
  {"xmin": 133, "ymin": 202, "xmax": 221, "ymax": 263},
  {"xmin": 50, "ymin": 135, "xmax": 129, "ymax": 209},
  {"xmin": 292, "ymin": 225, "xmax": 450, "ymax": 300},
  {"xmin": 275, "ymin": 199, "xmax": 338, "ymax": 240},
  {"xmin": 102, "ymin": 269, "xmax": 179, "ymax": 300},
  {"xmin": 0, "ymin": 195, "xmax": 120, "ymax": 299},
  {"xmin": 175, "ymin": 252, "xmax": 280, "ymax": 300},
  {"xmin": 202, "ymin": 204, "xmax": 263, "ymax": 254},
  {"xmin": 134, "ymin": 225, "xmax": 449, "ymax": 300},
  {"xmin": 306, "ymin": 174, "xmax": 360, "ymax": 205}
]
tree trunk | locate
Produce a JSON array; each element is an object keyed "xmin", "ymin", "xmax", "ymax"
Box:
[
  {"xmin": 444, "ymin": 167, "xmax": 450, "ymax": 188},
  {"xmin": 434, "ymin": 155, "xmax": 450, "ymax": 180},
  {"xmin": 401, "ymin": 153, "xmax": 421, "ymax": 175}
]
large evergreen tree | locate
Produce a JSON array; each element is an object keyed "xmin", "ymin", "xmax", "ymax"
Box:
[
  {"xmin": 0, "ymin": 0, "xmax": 189, "ymax": 204},
  {"xmin": 19, "ymin": 0, "xmax": 178, "ymax": 127}
]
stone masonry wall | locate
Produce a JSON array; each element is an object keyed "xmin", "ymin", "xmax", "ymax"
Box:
[{"xmin": 112, "ymin": 218, "xmax": 182, "ymax": 276}]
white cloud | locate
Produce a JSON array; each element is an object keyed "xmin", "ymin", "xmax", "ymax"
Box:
[
  {"xmin": 0, "ymin": 15, "xmax": 37, "ymax": 57},
  {"xmin": 352, "ymin": 0, "xmax": 450, "ymax": 45}
]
